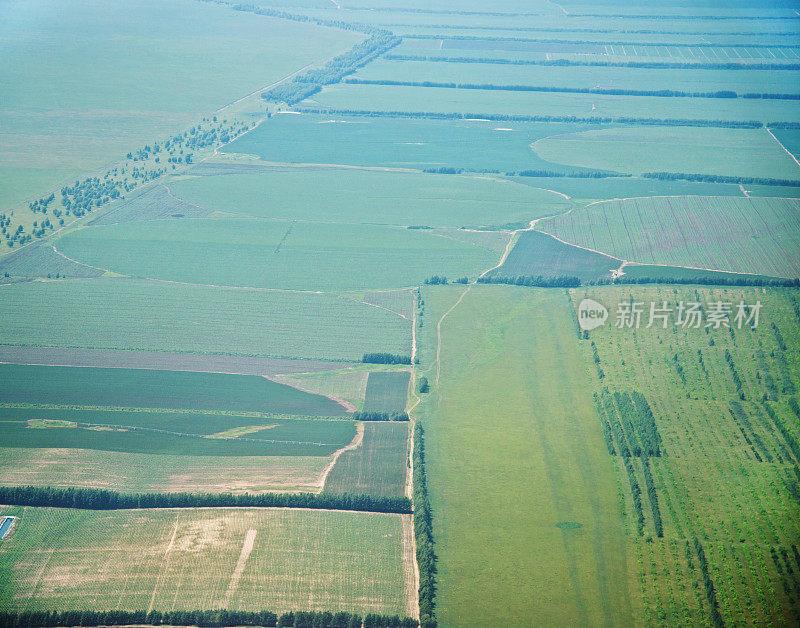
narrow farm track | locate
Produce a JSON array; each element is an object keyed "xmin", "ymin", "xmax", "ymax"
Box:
[
  {"xmin": 318, "ymin": 422, "xmax": 365, "ymax": 492},
  {"xmin": 223, "ymin": 529, "xmax": 258, "ymax": 607},
  {"xmin": 214, "ymin": 63, "xmax": 316, "ymax": 113},
  {"xmin": 148, "ymin": 513, "xmax": 180, "ymax": 614},
  {"xmin": 766, "ymin": 127, "xmax": 800, "ymax": 169}
]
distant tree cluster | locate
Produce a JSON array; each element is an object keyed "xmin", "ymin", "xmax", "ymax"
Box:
[
  {"xmin": 593, "ymin": 275, "xmax": 800, "ymax": 287},
  {"xmin": 417, "ymin": 377, "xmax": 430, "ymax": 394},
  {"xmin": 0, "ymin": 486, "xmax": 411, "ymax": 514},
  {"xmin": 262, "ymin": 33, "xmax": 400, "ymax": 105},
  {"xmin": 352, "ymin": 411, "xmax": 409, "ymax": 421},
  {"xmin": 413, "ymin": 424, "xmax": 437, "ymax": 628},
  {"xmin": 383, "ymin": 54, "xmax": 800, "ymax": 72},
  {"xmin": 477, "ymin": 275, "xmax": 582, "ymax": 287},
  {"xmin": 362, "ymin": 353, "xmax": 412, "ymax": 365},
  {"xmin": 0, "ymin": 610, "xmax": 418, "ymax": 628},
  {"xmin": 423, "ymin": 275, "xmax": 448, "ymax": 285},
  {"xmin": 643, "ymin": 171, "xmax": 800, "ymax": 186},
  {"xmin": 512, "ymin": 169, "xmax": 625, "ymax": 179}
]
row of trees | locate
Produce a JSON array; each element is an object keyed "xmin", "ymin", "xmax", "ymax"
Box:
[
  {"xmin": 0, "ymin": 610, "xmax": 418, "ymax": 628},
  {"xmin": 0, "ymin": 486, "xmax": 411, "ymax": 514},
  {"xmin": 384, "ymin": 54, "xmax": 800, "ymax": 72},
  {"xmin": 764, "ymin": 401, "xmax": 800, "ymax": 463},
  {"xmin": 344, "ymin": 78, "xmax": 800, "ymax": 101},
  {"xmin": 729, "ymin": 402, "xmax": 772, "ymax": 463},
  {"xmin": 593, "ymin": 275, "xmax": 800, "ymax": 287},
  {"xmin": 692, "ymin": 539, "xmax": 725, "ymax": 628},
  {"xmin": 296, "ymin": 106, "xmax": 770, "ymax": 129},
  {"xmin": 351, "ymin": 411, "xmax": 409, "ymax": 421},
  {"xmin": 641, "ymin": 457, "xmax": 664, "ymax": 538},
  {"xmin": 643, "ymin": 171, "xmax": 800, "ymax": 186},
  {"xmin": 724, "ymin": 348, "xmax": 746, "ymax": 400},
  {"xmin": 423, "ymin": 275, "xmax": 448, "ymax": 285},
  {"xmin": 262, "ymin": 33, "xmax": 400, "ymax": 105},
  {"xmin": 476, "ymin": 275, "xmax": 582, "ymax": 287},
  {"xmin": 413, "ymin": 424, "xmax": 437, "ymax": 628},
  {"xmin": 362, "ymin": 353, "xmax": 412, "ymax": 365}
]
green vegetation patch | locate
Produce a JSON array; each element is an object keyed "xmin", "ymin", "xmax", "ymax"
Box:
[
  {"xmin": 533, "ymin": 126, "xmax": 800, "ymax": 179},
  {"xmin": 325, "ymin": 422, "xmax": 409, "ymax": 498},
  {"xmin": 0, "ymin": 506, "xmax": 412, "ymax": 616},
  {"xmin": 56, "ymin": 219, "xmax": 499, "ymax": 291},
  {"xmin": 0, "ymin": 279, "xmax": 411, "ymax": 361},
  {"xmin": 540, "ymin": 196, "xmax": 800, "ymax": 278},
  {"xmin": 0, "ymin": 364, "xmax": 349, "ymax": 416},
  {"xmin": 0, "ymin": 241, "xmax": 103, "ymax": 279},
  {"xmin": 488, "ymin": 230, "xmax": 618, "ymax": 282},
  {"xmin": 363, "ymin": 372, "xmax": 411, "ymax": 414}
]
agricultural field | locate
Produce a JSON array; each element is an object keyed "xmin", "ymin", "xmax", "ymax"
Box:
[
  {"xmin": 0, "ymin": 364, "xmax": 350, "ymax": 416},
  {"xmin": 538, "ymin": 196, "xmax": 800, "ymax": 278},
  {"xmin": 414, "ymin": 286, "xmax": 632, "ymax": 626},
  {"xmin": 570, "ymin": 285, "xmax": 800, "ymax": 625},
  {"xmin": 352, "ymin": 59, "xmax": 800, "ymax": 96},
  {"xmin": 324, "ymin": 422, "xmax": 410, "ymax": 499},
  {"xmin": 0, "ymin": 0, "xmax": 362, "ymax": 211},
  {"xmin": 487, "ymin": 229, "xmax": 620, "ymax": 282},
  {"xmin": 532, "ymin": 126, "xmax": 800, "ymax": 180},
  {"xmin": 308, "ymin": 83, "xmax": 800, "ymax": 123},
  {"xmin": 223, "ymin": 113, "xmax": 612, "ymax": 174},
  {"xmin": 363, "ymin": 372, "xmax": 411, "ymax": 415},
  {"xmin": 0, "ymin": 448, "xmax": 332, "ymax": 494},
  {"xmin": 166, "ymin": 167, "xmax": 569, "ymax": 229},
  {"xmin": 0, "ymin": 506, "xmax": 414, "ymax": 617},
  {"xmin": 0, "ymin": 279, "xmax": 412, "ymax": 362}
]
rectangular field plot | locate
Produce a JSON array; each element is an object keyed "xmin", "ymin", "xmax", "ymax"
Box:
[
  {"xmin": 363, "ymin": 372, "xmax": 411, "ymax": 414},
  {"xmin": 0, "ymin": 279, "xmax": 412, "ymax": 362},
  {"xmin": 224, "ymin": 112, "xmax": 610, "ymax": 175},
  {"xmin": 54, "ymin": 219, "xmax": 499, "ymax": 292},
  {"xmin": 539, "ymin": 196, "xmax": 800, "ymax": 278},
  {"xmin": 0, "ymin": 447, "xmax": 331, "ymax": 494},
  {"xmin": 353, "ymin": 59, "xmax": 800, "ymax": 97},
  {"xmin": 572, "ymin": 286, "xmax": 800, "ymax": 625},
  {"xmin": 0, "ymin": 406, "xmax": 356, "ymax": 457},
  {"xmin": 324, "ymin": 422, "xmax": 409, "ymax": 498},
  {"xmin": 603, "ymin": 43, "xmax": 800, "ymax": 60},
  {"xmin": 0, "ymin": 363, "xmax": 350, "ymax": 416},
  {"xmin": 0, "ymin": 507, "xmax": 414, "ymax": 616},
  {"xmin": 308, "ymin": 83, "xmax": 800, "ymax": 123}
]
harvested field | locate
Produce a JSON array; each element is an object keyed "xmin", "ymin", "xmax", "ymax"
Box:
[
  {"xmin": 324, "ymin": 422, "xmax": 409, "ymax": 499},
  {"xmin": 0, "ymin": 507, "xmax": 413, "ymax": 616}
]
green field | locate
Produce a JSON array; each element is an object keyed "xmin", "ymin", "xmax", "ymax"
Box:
[
  {"xmin": 539, "ymin": 196, "xmax": 800, "ymax": 278},
  {"xmin": 224, "ymin": 113, "xmax": 611, "ymax": 174},
  {"xmin": 0, "ymin": 405, "xmax": 356, "ymax": 457},
  {"xmin": 0, "ymin": 279, "xmax": 411, "ymax": 362},
  {"xmin": 571, "ymin": 285, "xmax": 800, "ymax": 625},
  {"xmin": 363, "ymin": 372, "xmax": 411, "ymax": 414},
  {"xmin": 55, "ymin": 218, "xmax": 498, "ymax": 291},
  {"xmin": 0, "ymin": 364, "xmax": 349, "ymax": 416},
  {"xmin": 415, "ymin": 286, "xmax": 632, "ymax": 626},
  {"xmin": 0, "ymin": 447, "xmax": 331, "ymax": 494},
  {"xmin": 487, "ymin": 229, "xmax": 620, "ymax": 281},
  {"xmin": 0, "ymin": 0, "xmax": 362, "ymax": 210},
  {"xmin": 324, "ymin": 422, "xmax": 410, "ymax": 499},
  {"xmin": 309, "ymin": 83, "xmax": 800, "ymax": 123},
  {"xmin": 0, "ymin": 506, "xmax": 413, "ymax": 616},
  {"xmin": 0, "ymin": 241, "xmax": 104, "ymax": 279},
  {"xmin": 353, "ymin": 59, "xmax": 800, "ymax": 96},
  {"xmin": 533, "ymin": 126, "xmax": 800, "ymax": 179},
  {"xmin": 166, "ymin": 167, "xmax": 570, "ymax": 228}
]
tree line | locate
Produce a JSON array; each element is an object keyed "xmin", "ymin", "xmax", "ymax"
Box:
[
  {"xmin": 262, "ymin": 32, "xmax": 400, "ymax": 105},
  {"xmin": 296, "ymin": 106, "xmax": 774, "ymax": 130},
  {"xmin": 0, "ymin": 610, "xmax": 418, "ymax": 628},
  {"xmin": 0, "ymin": 486, "xmax": 411, "ymax": 514},
  {"xmin": 352, "ymin": 411, "xmax": 409, "ymax": 421},
  {"xmin": 362, "ymin": 353, "xmax": 412, "ymax": 365},
  {"xmin": 413, "ymin": 424, "xmax": 437, "ymax": 628},
  {"xmin": 593, "ymin": 275, "xmax": 800, "ymax": 287},
  {"xmin": 384, "ymin": 54, "xmax": 800, "ymax": 72},
  {"xmin": 344, "ymin": 78, "xmax": 800, "ymax": 101},
  {"xmin": 476, "ymin": 275, "xmax": 582, "ymax": 287},
  {"xmin": 642, "ymin": 171, "xmax": 800, "ymax": 186}
]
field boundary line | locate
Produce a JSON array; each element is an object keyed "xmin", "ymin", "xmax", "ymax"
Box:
[
  {"xmin": 766, "ymin": 126, "xmax": 800, "ymax": 169},
  {"xmin": 148, "ymin": 512, "xmax": 179, "ymax": 614},
  {"xmin": 50, "ymin": 245, "xmax": 112, "ymax": 274},
  {"xmin": 265, "ymin": 374, "xmax": 356, "ymax": 412},
  {"xmin": 318, "ymin": 422, "xmax": 364, "ymax": 491},
  {"xmin": 215, "ymin": 64, "xmax": 316, "ymax": 113},
  {"xmin": 223, "ymin": 528, "xmax": 257, "ymax": 607}
]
